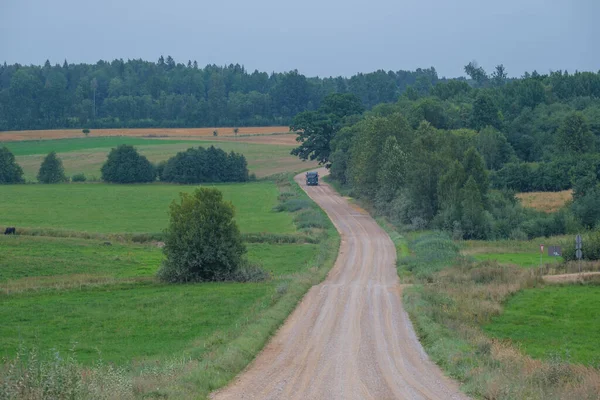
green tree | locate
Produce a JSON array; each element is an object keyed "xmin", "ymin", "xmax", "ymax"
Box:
[
  {"xmin": 0, "ymin": 147, "xmax": 24, "ymax": 184},
  {"xmin": 37, "ymin": 151, "xmax": 67, "ymax": 183},
  {"xmin": 158, "ymin": 188, "xmax": 246, "ymax": 282},
  {"xmin": 464, "ymin": 61, "xmax": 488, "ymax": 87},
  {"xmin": 463, "ymin": 147, "xmax": 489, "ymax": 199},
  {"xmin": 491, "ymin": 64, "xmax": 508, "ymax": 87},
  {"xmin": 461, "ymin": 176, "xmax": 487, "ymax": 239},
  {"xmin": 101, "ymin": 145, "xmax": 156, "ymax": 183},
  {"xmin": 476, "ymin": 126, "xmax": 514, "ymax": 170},
  {"xmin": 470, "ymin": 92, "xmax": 500, "ymax": 129},
  {"xmin": 291, "ymin": 93, "xmax": 364, "ymax": 166},
  {"xmin": 555, "ymin": 112, "xmax": 594, "ymax": 154},
  {"xmin": 375, "ymin": 136, "xmax": 407, "ymax": 204}
]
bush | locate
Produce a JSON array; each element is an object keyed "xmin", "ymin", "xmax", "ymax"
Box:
[
  {"xmin": 571, "ymin": 188, "xmax": 600, "ymax": 228},
  {"xmin": 157, "ymin": 188, "xmax": 247, "ymax": 282},
  {"xmin": 37, "ymin": 151, "xmax": 67, "ymax": 183},
  {"xmin": 294, "ymin": 209, "xmax": 327, "ymax": 229},
  {"xmin": 160, "ymin": 146, "xmax": 249, "ymax": 184},
  {"xmin": 0, "ymin": 147, "xmax": 24, "ymax": 184},
  {"xmin": 82, "ymin": 128, "xmax": 90, "ymax": 135},
  {"xmin": 101, "ymin": 145, "xmax": 156, "ymax": 183},
  {"xmin": 273, "ymin": 198, "xmax": 312, "ymax": 212},
  {"xmin": 71, "ymin": 173, "xmax": 87, "ymax": 182},
  {"xmin": 562, "ymin": 231, "xmax": 600, "ymax": 261}
]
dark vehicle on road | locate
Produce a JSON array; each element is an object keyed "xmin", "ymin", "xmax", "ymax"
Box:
[{"xmin": 306, "ymin": 171, "xmax": 319, "ymax": 186}]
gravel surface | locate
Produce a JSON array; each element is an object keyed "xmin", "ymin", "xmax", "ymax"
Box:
[{"xmin": 212, "ymin": 169, "xmax": 469, "ymax": 400}]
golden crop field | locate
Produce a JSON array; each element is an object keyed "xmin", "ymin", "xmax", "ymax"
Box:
[{"xmin": 516, "ymin": 190, "xmax": 573, "ymax": 213}]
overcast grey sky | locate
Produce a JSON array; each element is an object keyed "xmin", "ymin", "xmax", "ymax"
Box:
[{"xmin": 1, "ymin": 0, "xmax": 598, "ymax": 78}]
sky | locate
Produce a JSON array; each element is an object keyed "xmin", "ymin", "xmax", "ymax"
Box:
[{"xmin": 0, "ymin": 0, "xmax": 598, "ymax": 78}]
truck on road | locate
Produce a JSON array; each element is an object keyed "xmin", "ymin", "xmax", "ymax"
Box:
[{"xmin": 305, "ymin": 171, "xmax": 319, "ymax": 186}]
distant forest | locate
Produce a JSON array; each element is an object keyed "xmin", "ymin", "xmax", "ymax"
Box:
[
  {"xmin": 291, "ymin": 64, "xmax": 600, "ymax": 239},
  {"xmin": 0, "ymin": 56, "xmax": 439, "ymax": 131}
]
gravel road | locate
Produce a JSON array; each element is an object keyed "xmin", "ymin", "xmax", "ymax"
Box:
[{"xmin": 212, "ymin": 169, "xmax": 468, "ymax": 400}]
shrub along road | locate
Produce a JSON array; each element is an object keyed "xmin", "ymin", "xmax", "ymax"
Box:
[{"xmin": 212, "ymin": 169, "xmax": 468, "ymax": 400}]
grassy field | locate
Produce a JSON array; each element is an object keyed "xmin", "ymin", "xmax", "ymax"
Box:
[
  {"xmin": 2, "ymin": 137, "xmax": 189, "ymax": 156},
  {"xmin": 4, "ymin": 136, "xmax": 312, "ymax": 180},
  {"xmin": 0, "ymin": 175, "xmax": 340, "ymax": 399},
  {"xmin": 0, "ymin": 235, "xmax": 317, "ymax": 364},
  {"xmin": 0, "ymin": 182, "xmax": 295, "ymax": 234},
  {"xmin": 484, "ymin": 285, "xmax": 600, "ymax": 366},
  {"xmin": 464, "ymin": 239, "xmax": 563, "ymax": 267}
]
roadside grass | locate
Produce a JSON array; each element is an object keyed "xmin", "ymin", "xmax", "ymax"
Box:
[
  {"xmin": 399, "ymin": 230, "xmax": 600, "ymax": 399},
  {"xmin": 0, "ymin": 174, "xmax": 341, "ymax": 399},
  {"xmin": 12, "ymin": 139, "xmax": 304, "ymax": 180},
  {"xmin": 516, "ymin": 190, "xmax": 572, "ymax": 213},
  {"xmin": 0, "ymin": 182, "xmax": 295, "ymax": 234},
  {"xmin": 484, "ymin": 285, "xmax": 600, "ymax": 366}
]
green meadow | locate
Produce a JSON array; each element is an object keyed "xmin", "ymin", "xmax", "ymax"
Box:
[
  {"xmin": 465, "ymin": 239, "xmax": 563, "ymax": 267},
  {"xmin": 0, "ymin": 169, "xmax": 339, "ymax": 398},
  {"xmin": 484, "ymin": 285, "xmax": 600, "ymax": 366},
  {"xmin": 0, "ymin": 235, "xmax": 318, "ymax": 365},
  {"xmin": 1, "ymin": 137, "xmax": 188, "ymax": 156},
  {"xmin": 0, "ymin": 182, "xmax": 295, "ymax": 234}
]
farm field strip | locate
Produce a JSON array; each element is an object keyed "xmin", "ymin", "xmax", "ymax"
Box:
[
  {"xmin": 12, "ymin": 139, "xmax": 313, "ymax": 180},
  {"xmin": 0, "ymin": 126, "xmax": 290, "ymax": 142},
  {"xmin": 0, "ymin": 182, "xmax": 295, "ymax": 234}
]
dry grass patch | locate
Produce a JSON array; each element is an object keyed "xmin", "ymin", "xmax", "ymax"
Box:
[{"xmin": 516, "ymin": 190, "xmax": 572, "ymax": 213}]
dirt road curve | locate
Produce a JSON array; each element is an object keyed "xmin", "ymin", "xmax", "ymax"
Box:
[{"xmin": 212, "ymin": 169, "xmax": 468, "ymax": 400}]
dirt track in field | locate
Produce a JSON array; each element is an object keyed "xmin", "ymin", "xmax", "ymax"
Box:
[
  {"xmin": 212, "ymin": 169, "xmax": 468, "ymax": 400},
  {"xmin": 0, "ymin": 126, "xmax": 290, "ymax": 142},
  {"xmin": 543, "ymin": 271, "xmax": 600, "ymax": 283}
]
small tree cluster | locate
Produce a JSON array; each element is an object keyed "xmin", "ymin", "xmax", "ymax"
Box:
[
  {"xmin": 101, "ymin": 145, "xmax": 156, "ymax": 183},
  {"xmin": 37, "ymin": 152, "xmax": 67, "ymax": 183},
  {"xmin": 161, "ymin": 146, "xmax": 249, "ymax": 184},
  {"xmin": 158, "ymin": 188, "xmax": 246, "ymax": 282},
  {"xmin": 0, "ymin": 147, "xmax": 24, "ymax": 184}
]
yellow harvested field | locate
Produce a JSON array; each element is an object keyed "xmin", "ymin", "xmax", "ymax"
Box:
[
  {"xmin": 0, "ymin": 126, "xmax": 290, "ymax": 142},
  {"xmin": 516, "ymin": 190, "xmax": 572, "ymax": 213}
]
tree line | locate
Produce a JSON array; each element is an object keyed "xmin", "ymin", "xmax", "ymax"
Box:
[
  {"xmin": 0, "ymin": 145, "xmax": 250, "ymax": 184},
  {"xmin": 294, "ymin": 64, "xmax": 600, "ymax": 239},
  {"xmin": 0, "ymin": 57, "xmax": 439, "ymax": 131}
]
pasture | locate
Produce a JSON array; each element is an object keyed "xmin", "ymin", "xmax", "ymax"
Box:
[
  {"xmin": 5, "ymin": 136, "xmax": 313, "ymax": 180},
  {"xmin": 464, "ymin": 239, "xmax": 563, "ymax": 267},
  {"xmin": 0, "ymin": 234, "xmax": 318, "ymax": 364},
  {"xmin": 484, "ymin": 285, "xmax": 600, "ymax": 366},
  {"xmin": 0, "ymin": 182, "xmax": 295, "ymax": 234},
  {"xmin": 0, "ymin": 174, "xmax": 339, "ymax": 398}
]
